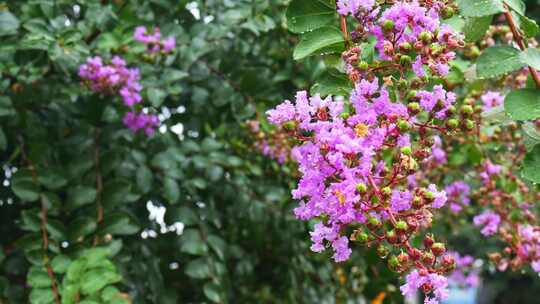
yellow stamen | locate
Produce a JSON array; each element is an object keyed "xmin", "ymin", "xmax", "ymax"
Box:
[
  {"xmin": 355, "ymin": 123, "xmax": 369, "ymax": 138},
  {"xmin": 334, "ymin": 190, "xmax": 346, "ymax": 205}
]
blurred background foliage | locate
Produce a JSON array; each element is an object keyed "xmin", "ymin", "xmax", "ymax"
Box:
[{"xmin": 1, "ymin": 0, "xmax": 540, "ymax": 303}]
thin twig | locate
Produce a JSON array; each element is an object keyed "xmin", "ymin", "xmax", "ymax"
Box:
[
  {"xmin": 20, "ymin": 143, "xmax": 61, "ymax": 304},
  {"xmin": 93, "ymin": 129, "xmax": 104, "ymax": 246},
  {"xmin": 504, "ymin": 7, "xmax": 540, "ymax": 88}
]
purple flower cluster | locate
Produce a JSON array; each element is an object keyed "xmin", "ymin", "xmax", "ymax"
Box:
[
  {"xmin": 134, "ymin": 26, "xmax": 176, "ymax": 54},
  {"xmin": 79, "ymin": 56, "xmax": 143, "ymax": 107},
  {"xmin": 517, "ymin": 225, "xmax": 540, "ymax": 273},
  {"xmin": 448, "ymin": 252, "xmax": 480, "ymax": 288},
  {"xmin": 473, "ymin": 210, "xmax": 501, "ymax": 236},
  {"xmin": 479, "ymin": 160, "xmax": 502, "ymax": 185},
  {"xmin": 401, "ymin": 270, "xmax": 449, "ymax": 304},
  {"xmin": 79, "ymin": 55, "xmax": 158, "ymax": 136},
  {"xmin": 444, "ymin": 181, "xmax": 471, "ymax": 213},
  {"xmin": 480, "ymin": 91, "xmax": 504, "ymax": 111}
]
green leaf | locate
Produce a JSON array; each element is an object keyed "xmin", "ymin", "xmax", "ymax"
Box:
[
  {"xmin": 185, "ymin": 258, "xmax": 211, "ymax": 279},
  {"xmin": 476, "ymin": 46, "xmax": 525, "ymax": 78},
  {"xmin": 0, "ymin": 11, "xmax": 20, "ymax": 36},
  {"xmin": 136, "ymin": 166, "xmax": 153, "ymax": 194},
  {"xmin": 80, "ymin": 269, "xmax": 121, "ymax": 295},
  {"xmin": 504, "ymin": 89, "xmax": 540, "ymax": 121},
  {"xmin": 0, "ymin": 127, "xmax": 6, "ymax": 151},
  {"xmin": 147, "ymin": 88, "xmax": 166, "ymax": 107},
  {"xmin": 38, "ymin": 168, "xmax": 68, "ymax": 190},
  {"xmin": 165, "ymin": 206, "xmax": 198, "ymax": 226},
  {"xmin": 293, "ymin": 26, "xmax": 344, "ymax": 60},
  {"xmin": 504, "ymin": 0, "xmax": 525, "ymax": 15},
  {"xmin": 520, "ymin": 16, "xmax": 539, "ymax": 38},
  {"xmin": 286, "ymin": 0, "xmax": 336, "ymax": 33},
  {"xmin": 311, "ymin": 72, "xmax": 352, "ymax": 97},
  {"xmin": 68, "ymin": 217, "xmax": 97, "ymax": 241},
  {"xmin": 163, "ymin": 177, "xmax": 180, "ymax": 204},
  {"xmin": 99, "ymin": 212, "xmax": 140, "ymax": 235},
  {"xmin": 457, "ymin": 0, "xmax": 505, "ymax": 17},
  {"xmin": 463, "ymin": 16, "xmax": 492, "ymax": 42},
  {"xmin": 0, "ymin": 97, "xmax": 14, "ymax": 117},
  {"xmin": 29, "ymin": 288, "xmax": 55, "ymax": 304},
  {"xmin": 180, "ymin": 229, "xmax": 208, "ymax": 255},
  {"xmin": 66, "ymin": 259, "xmax": 87, "ymax": 282},
  {"xmin": 27, "ymin": 267, "xmax": 52, "ymax": 288},
  {"xmin": 11, "ymin": 170, "xmax": 40, "ymax": 202},
  {"xmin": 522, "ymin": 145, "xmax": 540, "ymax": 183},
  {"xmin": 51, "ymin": 255, "xmax": 72, "ymax": 274},
  {"xmin": 520, "ymin": 48, "xmax": 540, "ymax": 71},
  {"xmin": 203, "ymin": 282, "xmax": 222, "ymax": 303},
  {"xmin": 67, "ymin": 186, "xmax": 97, "ymax": 210},
  {"xmin": 207, "ymin": 235, "xmax": 226, "ymax": 260}
]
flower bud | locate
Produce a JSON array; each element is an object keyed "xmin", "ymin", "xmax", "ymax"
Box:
[
  {"xmin": 386, "ymin": 229, "xmax": 398, "ymax": 244},
  {"xmin": 283, "ymin": 120, "xmax": 296, "ymax": 130},
  {"xmin": 399, "ymin": 55, "xmax": 412, "ymax": 66},
  {"xmin": 382, "ymin": 20, "xmax": 395, "ymax": 32},
  {"xmin": 421, "ymin": 251, "xmax": 435, "ymax": 265},
  {"xmin": 395, "ymin": 220, "xmax": 408, "ymax": 231},
  {"xmin": 388, "ymin": 255, "xmax": 400, "ymax": 271},
  {"xmin": 377, "ymin": 244, "xmax": 390, "ymax": 258},
  {"xmin": 446, "ymin": 105, "xmax": 457, "ymax": 116},
  {"xmin": 356, "ymin": 183, "xmax": 368, "ymax": 194},
  {"xmin": 368, "ymin": 217, "xmax": 382, "ymax": 230},
  {"xmin": 423, "ymin": 191, "xmax": 435, "ymax": 202},
  {"xmin": 442, "ymin": 254, "xmax": 456, "ymax": 270},
  {"xmin": 460, "ymin": 105, "xmax": 474, "ymax": 116},
  {"xmin": 397, "ymin": 119, "xmax": 410, "ymax": 132},
  {"xmin": 353, "ymin": 231, "xmax": 370, "ymax": 243},
  {"xmin": 398, "ymin": 252, "xmax": 410, "ymax": 265},
  {"xmin": 399, "ymin": 42, "xmax": 412, "ymax": 53},
  {"xmin": 400, "ymin": 146, "xmax": 412, "ymax": 155},
  {"xmin": 431, "ymin": 242, "xmax": 446, "ymax": 256},
  {"xmin": 446, "ymin": 118, "xmax": 459, "ymax": 130},
  {"xmin": 381, "ymin": 186, "xmax": 392, "ymax": 197},
  {"xmin": 407, "ymin": 102, "xmax": 421, "ymax": 115},
  {"xmin": 464, "ymin": 119, "xmax": 475, "ymax": 131},
  {"xmin": 441, "ymin": 7, "xmax": 455, "ymax": 19},
  {"xmin": 339, "ymin": 112, "xmax": 350, "ymax": 120},
  {"xmin": 406, "ymin": 90, "xmax": 418, "ymax": 101},
  {"xmin": 358, "ymin": 60, "xmax": 369, "ymax": 71},
  {"xmin": 419, "ymin": 31, "xmax": 433, "ymax": 44},
  {"xmin": 423, "ymin": 235, "xmax": 435, "ymax": 248},
  {"xmin": 408, "ymin": 247, "xmax": 422, "ymax": 260}
]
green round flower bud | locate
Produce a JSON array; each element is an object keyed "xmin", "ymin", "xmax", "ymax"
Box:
[
  {"xmin": 419, "ymin": 31, "xmax": 433, "ymax": 43},
  {"xmin": 400, "ymin": 146, "xmax": 412, "ymax": 155},
  {"xmin": 442, "ymin": 7, "xmax": 455, "ymax": 19},
  {"xmin": 460, "ymin": 105, "xmax": 474, "ymax": 116},
  {"xmin": 397, "ymin": 119, "xmax": 410, "ymax": 132},
  {"xmin": 388, "ymin": 255, "xmax": 400, "ymax": 269},
  {"xmin": 358, "ymin": 60, "xmax": 369, "ymax": 71},
  {"xmin": 356, "ymin": 183, "xmax": 368, "ymax": 194},
  {"xmin": 283, "ymin": 121, "xmax": 296, "ymax": 130},
  {"xmin": 407, "ymin": 102, "xmax": 421, "ymax": 114},
  {"xmin": 368, "ymin": 217, "xmax": 381, "ymax": 229},
  {"xmin": 382, "ymin": 20, "xmax": 395, "ymax": 32},
  {"xmin": 398, "ymin": 79, "xmax": 408, "ymax": 88},
  {"xmin": 446, "ymin": 118, "xmax": 459, "ymax": 130},
  {"xmin": 399, "ymin": 55, "xmax": 412, "ymax": 65},
  {"xmin": 446, "ymin": 105, "xmax": 457, "ymax": 116},
  {"xmin": 424, "ymin": 191, "xmax": 435, "ymax": 201},
  {"xmin": 339, "ymin": 112, "xmax": 351, "ymax": 120},
  {"xmin": 395, "ymin": 220, "xmax": 408, "ymax": 231},
  {"xmin": 406, "ymin": 90, "xmax": 418, "ymax": 101},
  {"xmin": 377, "ymin": 245, "xmax": 390, "ymax": 258},
  {"xmin": 431, "ymin": 242, "xmax": 446, "ymax": 256},
  {"xmin": 381, "ymin": 186, "xmax": 392, "ymax": 196},
  {"xmin": 464, "ymin": 119, "xmax": 475, "ymax": 130},
  {"xmin": 357, "ymin": 232, "xmax": 370, "ymax": 243},
  {"xmin": 399, "ymin": 42, "xmax": 412, "ymax": 53}
]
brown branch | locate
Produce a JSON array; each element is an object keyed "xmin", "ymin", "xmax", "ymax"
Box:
[
  {"xmin": 20, "ymin": 143, "xmax": 61, "ymax": 304},
  {"xmin": 504, "ymin": 7, "xmax": 540, "ymax": 88},
  {"xmin": 93, "ymin": 129, "xmax": 104, "ymax": 246},
  {"xmin": 340, "ymin": 16, "xmax": 350, "ymax": 48}
]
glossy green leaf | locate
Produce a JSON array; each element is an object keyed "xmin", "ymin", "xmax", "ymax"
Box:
[
  {"xmin": 457, "ymin": 0, "xmax": 505, "ymax": 17},
  {"xmin": 504, "ymin": 89, "xmax": 540, "ymax": 121},
  {"xmin": 293, "ymin": 26, "xmax": 344, "ymax": 60},
  {"xmin": 476, "ymin": 46, "xmax": 525, "ymax": 78},
  {"xmin": 0, "ymin": 11, "xmax": 20, "ymax": 36},
  {"xmin": 463, "ymin": 16, "xmax": 493, "ymax": 42},
  {"xmin": 286, "ymin": 0, "xmax": 336, "ymax": 33},
  {"xmin": 522, "ymin": 145, "xmax": 540, "ymax": 183}
]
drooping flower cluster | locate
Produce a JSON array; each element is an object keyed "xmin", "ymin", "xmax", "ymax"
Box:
[
  {"xmin": 246, "ymin": 120, "xmax": 292, "ymax": 164},
  {"xmin": 79, "ymin": 56, "xmax": 143, "ymax": 107},
  {"xmin": 448, "ymin": 252, "xmax": 480, "ymax": 289},
  {"xmin": 267, "ymin": 1, "xmax": 469, "ymax": 303},
  {"xmin": 79, "ymin": 31, "xmax": 163, "ymax": 136},
  {"xmin": 444, "ymin": 181, "xmax": 470, "ymax": 214},
  {"xmin": 134, "ymin": 26, "xmax": 176, "ymax": 54}
]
